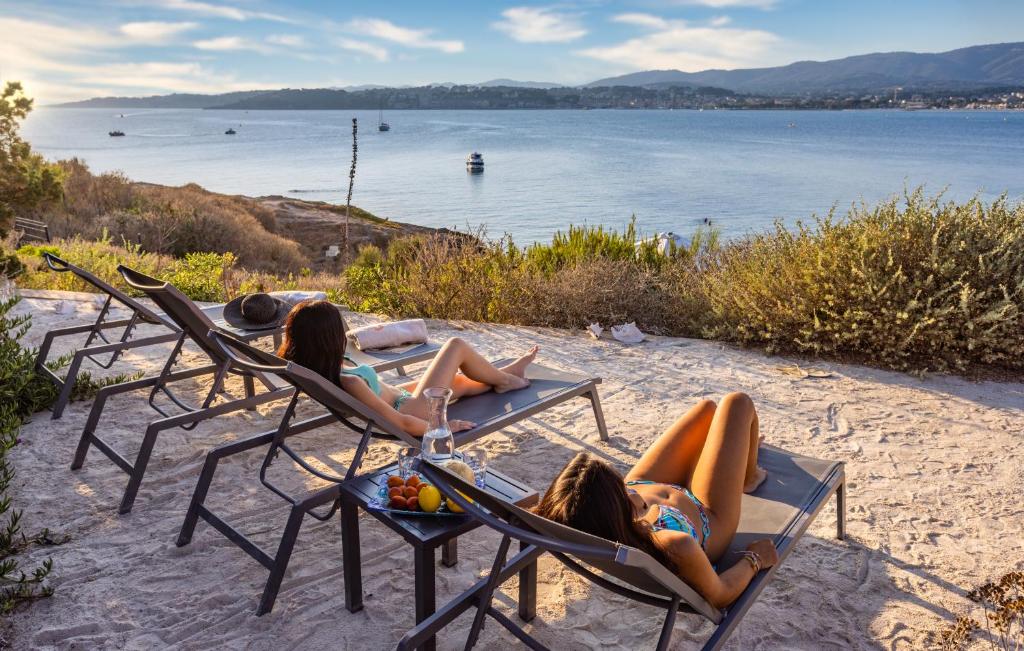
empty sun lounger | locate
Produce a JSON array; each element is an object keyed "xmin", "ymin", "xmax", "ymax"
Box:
[
  {"xmin": 176, "ymin": 330, "xmax": 608, "ymax": 615},
  {"xmin": 34, "ymin": 253, "xmax": 225, "ymax": 419},
  {"xmin": 71, "ymin": 265, "xmax": 439, "ymax": 514},
  {"xmin": 407, "ymin": 447, "xmax": 845, "ymax": 651}
]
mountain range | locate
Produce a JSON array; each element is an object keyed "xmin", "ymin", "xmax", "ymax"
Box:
[
  {"xmin": 56, "ymin": 41, "xmax": 1023, "ymax": 108},
  {"xmin": 586, "ymin": 42, "xmax": 1024, "ymax": 93}
]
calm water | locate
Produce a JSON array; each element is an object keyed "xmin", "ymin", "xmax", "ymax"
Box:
[{"xmin": 22, "ymin": 107, "xmax": 1024, "ymax": 243}]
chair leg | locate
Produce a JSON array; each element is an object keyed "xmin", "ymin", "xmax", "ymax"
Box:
[
  {"xmin": 836, "ymin": 480, "xmax": 846, "ymax": 540},
  {"xmin": 587, "ymin": 389, "xmax": 610, "ymax": 441},
  {"xmin": 118, "ymin": 422, "xmax": 161, "ymax": 514},
  {"xmin": 256, "ymin": 505, "xmax": 306, "ymax": 616},
  {"xmin": 243, "ymin": 375, "xmax": 256, "ymax": 410},
  {"xmin": 655, "ymin": 595, "xmax": 681, "ymax": 651},
  {"xmin": 71, "ymin": 383, "xmax": 118, "ymax": 469},
  {"xmin": 518, "ymin": 539, "xmax": 536, "ymax": 622},
  {"xmin": 51, "ymin": 349, "xmax": 87, "ymax": 420},
  {"xmin": 177, "ymin": 450, "xmax": 222, "ymax": 546},
  {"xmin": 465, "ymin": 535, "xmax": 512, "ymax": 650},
  {"xmin": 341, "ymin": 498, "xmax": 364, "ymax": 613},
  {"xmin": 441, "ymin": 539, "xmax": 458, "ymax": 568}
]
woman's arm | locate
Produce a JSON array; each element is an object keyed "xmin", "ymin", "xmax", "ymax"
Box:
[
  {"xmin": 341, "ymin": 378, "xmax": 429, "ymax": 436},
  {"xmin": 657, "ymin": 532, "xmax": 778, "ymax": 609}
]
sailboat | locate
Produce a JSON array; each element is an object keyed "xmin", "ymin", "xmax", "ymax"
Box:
[{"xmin": 378, "ymin": 104, "xmax": 390, "ymax": 132}]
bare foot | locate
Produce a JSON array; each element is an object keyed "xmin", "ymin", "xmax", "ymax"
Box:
[
  {"xmin": 744, "ymin": 466, "xmax": 768, "ymax": 493},
  {"xmin": 494, "ymin": 374, "xmax": 530, "ymax": 394},
  {"xmin": 499, "ymin": 346, "xmax": 539, "ymax": 379}
]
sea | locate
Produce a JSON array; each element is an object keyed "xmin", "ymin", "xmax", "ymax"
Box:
[{"xmin": 21, "ymin": 107, "xmax": 1024, "ymax": 244}]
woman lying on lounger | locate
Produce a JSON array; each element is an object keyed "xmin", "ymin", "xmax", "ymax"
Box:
[
  {"xmin": 277, "ymin": 300, "xmax": 538, "ymax": 436},
  {"xmin": 535, "ymin": 393, "xmax": 778, "ymax": 609}
]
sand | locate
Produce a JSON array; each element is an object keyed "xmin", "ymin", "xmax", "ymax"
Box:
[{"xmin": 6, "ymin": 291, "xmax": 1023, "ymax": 650}]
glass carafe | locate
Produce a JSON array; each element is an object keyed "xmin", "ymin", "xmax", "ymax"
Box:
[{"xmin": 420, "ymin": 387, "xmax": 455, "ymax": 463}]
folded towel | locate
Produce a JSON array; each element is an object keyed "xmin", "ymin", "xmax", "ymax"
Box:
[
  {"xmin": 268, "ymin": 290, "xmax": 328, "ymax": 306},
  {"xmin": 347, "ymin": 319, "xmax": 428, "ymax": 351}
]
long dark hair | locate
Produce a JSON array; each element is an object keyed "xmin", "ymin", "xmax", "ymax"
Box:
[
  {"xmin": 534, "ymin": 452, "xmax": 678, "ymax": 573},
  {"xmin": 276, "ymin": 300, "xmax": 346, "ymax": 386}
]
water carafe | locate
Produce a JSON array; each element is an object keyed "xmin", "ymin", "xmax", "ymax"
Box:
[{"xmin": 420, "ymin": 387, "xmax": 455, "ymax": 463}]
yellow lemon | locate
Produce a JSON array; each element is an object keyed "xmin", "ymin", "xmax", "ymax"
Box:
[{"xmin": 417, "ymin": 485, "xmax": 442, "ymax": 513}]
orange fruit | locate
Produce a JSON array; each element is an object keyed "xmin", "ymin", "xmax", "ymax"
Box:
[
  {"xmin": 388, "ymin": 486, "xmax": 403, "ymax": 499},
  {"xmin": 403, "ymin": 486, "xmax": 419, "ymax": 499},
  {"xmin": 406, "ymin": 475, "xmax": 421, "ymax": 488},
  {"xmin": 390, "ymin": 495, "xmax": 408, "ymax": 510},
  {"xmin": 387, "ymin": 476, "xmax": 404, "ymax": 489},
  {"xmin": 407, "ymin": 496, "xmax": 419, "ymax": 511}
]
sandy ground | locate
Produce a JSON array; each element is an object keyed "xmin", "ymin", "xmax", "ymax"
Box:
[{"xmin": 6, "ymin": 291, "xmax": 1024, "ymax": 650}]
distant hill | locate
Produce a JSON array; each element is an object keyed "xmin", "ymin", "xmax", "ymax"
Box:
[
  {"xmin": 55, "ymin": 90, "xmax": 274, "ymax": 109},
  {"xmin": 476, "ymin": 79, "xmax": 565, "ymax": 89},
  {"xmin": 586, "ymin": 42, "xmax": 1024, "ymax": 94}
]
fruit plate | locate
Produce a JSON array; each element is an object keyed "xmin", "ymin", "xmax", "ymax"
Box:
[{"xmin": 367, "ymin": 484, "xmax": 467, "ymax": 518}]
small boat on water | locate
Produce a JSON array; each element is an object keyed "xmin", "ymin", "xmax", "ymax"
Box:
[
  {"xmin": 225, "ymin": 128, "xmax": 237, "ymax": 135},
  {"xmin": 378, "ymin": 105, "xmax": 390, "ymax": 132},
  {"xmin": 108, "ymin": 130, "xmax": 125, "ymax": 137},
  {"xmin": 466, "ymin": 152, "xmax": 484, "ymax": 173}
]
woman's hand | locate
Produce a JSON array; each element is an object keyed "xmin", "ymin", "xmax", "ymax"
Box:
[
  {"xmin": 448, "ymin": 419, "xmax": 476, "ymax": 432},
  {"xmin": 745, "ymin": 539, "xmax": 779, "ymax": 570}
]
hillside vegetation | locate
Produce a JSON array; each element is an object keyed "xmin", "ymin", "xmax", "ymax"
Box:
[{"xmin": 11, "ymin": 190, "xmax": 1024, "ymax": 376}]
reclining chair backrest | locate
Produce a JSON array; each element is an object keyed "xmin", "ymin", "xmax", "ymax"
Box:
[
  {"xmin": 417, "ymin": 461, "xmax": 722, "ymax": 623},
  {"xmin": 118, "ymin": 265, "xmax": 223, "ymax": 363},
  {"xmin": 44, "ymin": 253, "xmax": 166, "ymax": 324},
  {"xmin": 208, "ymin": 330, "xmax": 413, "ymax": 444}
]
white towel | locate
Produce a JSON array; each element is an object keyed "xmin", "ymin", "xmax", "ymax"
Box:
[
  {"xmin": 347, "ymin": 319, "xmax": 428, "ymax": 351},
  {"xmin": 268, "ymin": 290, "xmax": 328, "ymax": 306}
]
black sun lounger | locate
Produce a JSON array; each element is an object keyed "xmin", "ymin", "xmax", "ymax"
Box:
[
  {"xmin": 408, "ymin": 448, "xmax": 845, "ymax": 651},
  {"xmin": 34, "ymin": 253, "xmax": 226, "ymax": 419},
  {"xmin": 175, "ymin": 330, "xmax": 608, "ymax": 616},
  {"xmin": 70, "ymin": 265, "xmax": 438, "ymax": 514}
]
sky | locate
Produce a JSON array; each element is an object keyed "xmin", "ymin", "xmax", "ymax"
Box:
[{"xmin": 2, "ymin": 0, "xmax": 1022, "ymax": 103}]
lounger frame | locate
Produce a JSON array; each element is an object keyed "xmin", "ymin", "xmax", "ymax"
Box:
[
  {"xmin": 34, "ymin": 253, "xmax": 188, "ymax": 419},
  {"xmin": 176, "ymin": 330, "xmax": 609, "ymax": 615},
  {"xmin": 410, "ymin": 455, "xmax": 845, "ymax": 651},
  {"xmin": 70, "ymin": 265, "xmax": 296, "ymax": 514}
]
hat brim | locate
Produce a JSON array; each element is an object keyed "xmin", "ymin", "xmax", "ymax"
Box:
[{"xmin": 222, "ymin": 295, "xmax": 291, "ymax": 331}]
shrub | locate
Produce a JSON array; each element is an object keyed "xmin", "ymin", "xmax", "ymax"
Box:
[
  {"xmin": 933, "ymin": 570, "xmax": 1024, "ymax": 650},
  {"xmin": 0, "ymin": 296, "xmax": 61, "ymax": 613},
  {"xmin": 701, "ymin": 191, "xmax": 1024, "ymax": 372},
  {"xmin": 49, "ymin": 159, "xmax": 306, "ymax": 273}
]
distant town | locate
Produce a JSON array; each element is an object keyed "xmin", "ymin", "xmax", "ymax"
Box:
[{"xmin": 60, "ymin": 84, "xmax": 1024, "ymax": 112}]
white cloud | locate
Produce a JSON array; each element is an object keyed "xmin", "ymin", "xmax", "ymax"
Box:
[
  {"xmin": 193, "ymin": 36, "xmax": 269, "ymax": 52},
  {"xmin": 266, "ymin": 33, "xmax": 306, "ymax": 48},
  {"xmin": 344, "ymin": 18, "xmax": 463, "ymax": 53},
  {"xmin": 336, "ymin": 38, "xmax": 389, "ymax": 62},
  {"xmin": 671, "ymin": 0, "xmax": 778, "ymax": 8},
  {"xmin": 0, "ymin": 16, "xmax": 283, "ymax": 102},
  {"xmin": 119, "ymin": 21, "xmax": 199, "ymax": 42},
  {"xmin": 149, "ymin": 0, "xmax": 295, "ymax": 23},
  {"xmin": 579, "ymin": 14, "xmax": 781, "ymax": 71},
  {"xmin": 709, "ymin": 15, "xmax": 732, "ymax": 27},
  {"xmin": 492, "ymin": 7, "xmax": 587, "ymax": 43},
  {"xmin": 612, "ymin": 13, "xmax": 670, "ymax": 29}
]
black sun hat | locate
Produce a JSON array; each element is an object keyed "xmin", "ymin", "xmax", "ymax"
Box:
[{"xmin": 223, "ymin": 293, "xmax": 291, "ymax": 331}]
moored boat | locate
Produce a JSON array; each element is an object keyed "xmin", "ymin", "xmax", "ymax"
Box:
[
  {"xmin": 108, "ymin": 130, "xmax": 125, "ymax": 137},
  {"xmin": 466, "ymin": 152, "xmax": 484, "ymax": 172},
  {"xmin": 225, "ymin": 128, "xmax": 237, "ymax": 135}
]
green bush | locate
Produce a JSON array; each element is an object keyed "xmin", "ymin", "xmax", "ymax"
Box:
[{"xmin": 0, "ymin": 296, "xmax": 60, "ymax": 613}]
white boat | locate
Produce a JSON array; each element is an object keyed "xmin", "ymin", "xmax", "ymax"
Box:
[
  {"xmin": 466, "ymin": 152, "xmax": 484, "ymax": 172},
  {"xmin": 378, "ymin": 105, "xmax": 390, "ymax": 132}
]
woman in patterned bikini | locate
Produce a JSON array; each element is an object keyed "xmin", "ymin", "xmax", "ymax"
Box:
[{"xmin": 534, "ymin": 393, "xmax": 777, "ymax": 609}]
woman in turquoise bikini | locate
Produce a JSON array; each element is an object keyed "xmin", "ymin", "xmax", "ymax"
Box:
[
  {"xmin": 276, "ymin": 300, "xmax": 538, "ymax": 436},
  {"xmin": 534, "ymin": 394, "xmax": 778, "ymax": 609}
]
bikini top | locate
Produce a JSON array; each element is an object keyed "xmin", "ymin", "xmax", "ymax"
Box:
[
  {"xmin": 626, "ymin": 480, "xmax": 711, "ymax": 549},
  {"xmin": 341, "ymin": 360, "xmax": 381, "ymax": 396}
]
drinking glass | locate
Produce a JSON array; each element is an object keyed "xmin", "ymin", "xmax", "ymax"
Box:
[
  {"xmin": 397, "ymin": 447, "xmax": 418, "ymax": 479},
  {"xmin": 461, "ymin": 449, "xmax": 488, "ymax": 488}
]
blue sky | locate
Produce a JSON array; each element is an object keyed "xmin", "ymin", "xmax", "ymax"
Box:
[{"xmin": 2, "ymin": 0, "xmax": 1022, "ymax": 103}]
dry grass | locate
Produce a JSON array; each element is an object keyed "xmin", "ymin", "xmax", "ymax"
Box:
[{"xmin": 49, "ymin": 160, "xmax": 306, "ymax": 273}]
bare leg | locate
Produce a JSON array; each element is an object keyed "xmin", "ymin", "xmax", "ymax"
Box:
[
  {"xmin": 689, "ymin": 392, "xmax": 763, "ymax": 560},
  {"xmin": 401, "ymin": 351, "xmax": 540, "ymax": 401},
  {"xmin": 411, "ymin": 338, "xmax": 533, "ymax": 398},
  {"xmin": 625, "ymin": 399, "xmax": 717, "ymax": 486}
]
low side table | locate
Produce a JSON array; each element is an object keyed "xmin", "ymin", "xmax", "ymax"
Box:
[{"xmin": 340, "ymin": 463, "xmax": 539, "ymax": 651}]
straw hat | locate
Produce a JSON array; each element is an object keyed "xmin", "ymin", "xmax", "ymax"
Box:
[{"xmin": 222, "ymin": 293, "xmax": 290, "ymax": 331}]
